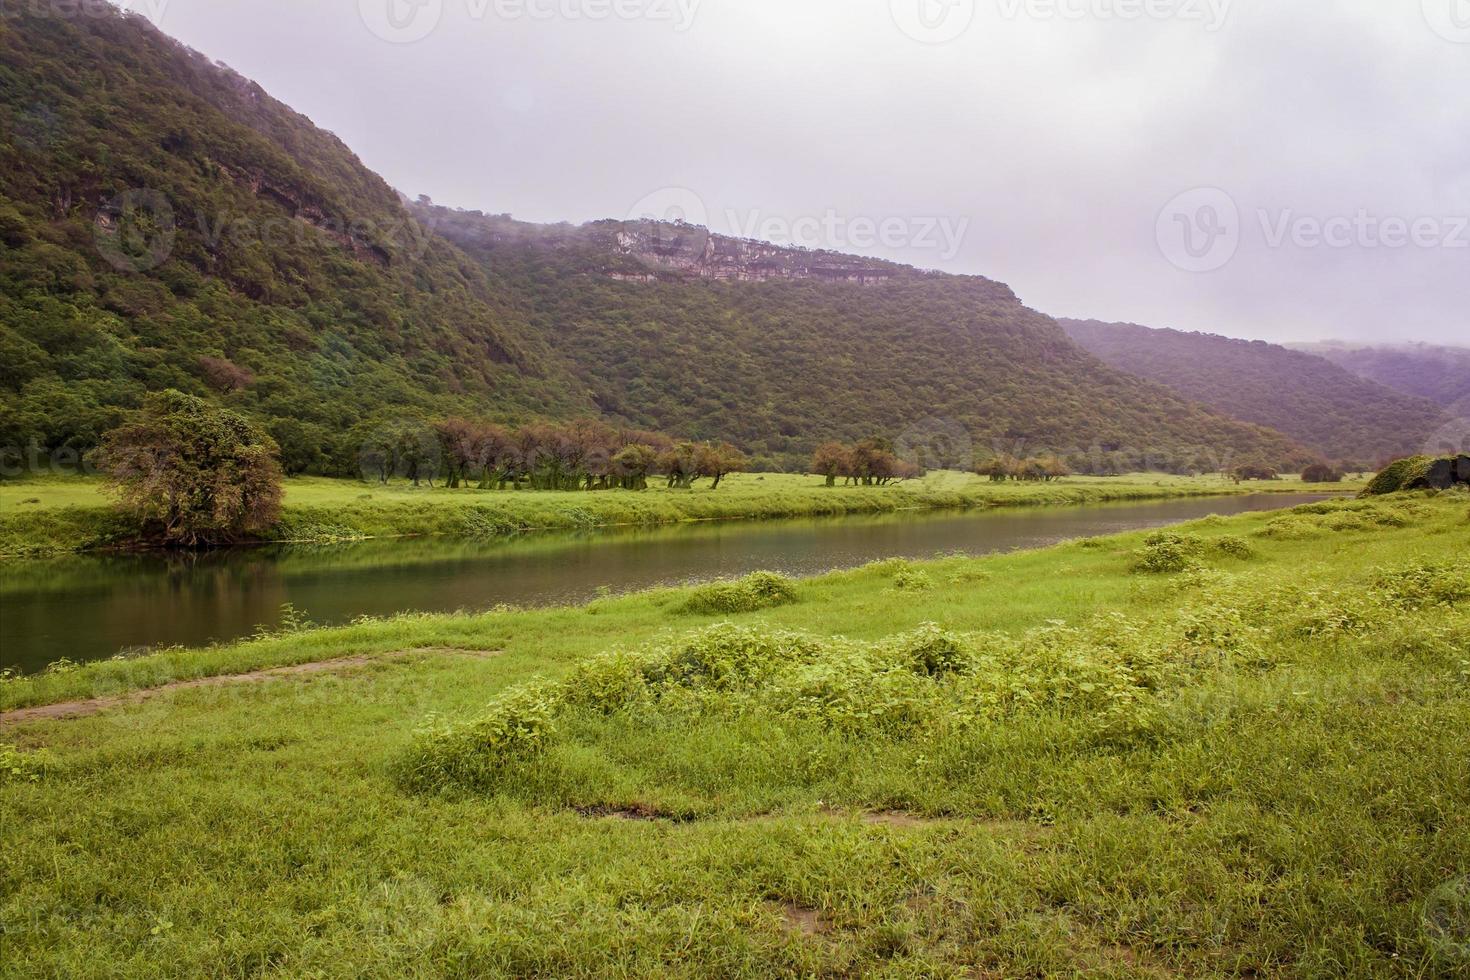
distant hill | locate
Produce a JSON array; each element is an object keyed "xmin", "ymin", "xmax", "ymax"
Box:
[
  {"xmin": 1060, "ymin": 319, "xmax": 1447, "ymax": 468},
  {"xmin": 0, "ymin": 5, "xmax": 1313, "ymax": 476},
  {"xmin": 1288, "ymin": 342, "xmax": 1470, "ymax": 415},
  {"xmin": 421, "ymin": 208, "xmax": 1313, "ymax": 471}
]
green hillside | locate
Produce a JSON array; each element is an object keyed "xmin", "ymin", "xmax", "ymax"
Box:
[
  {"xmin": 1061, "ymin": 319, "xmax": 1448, "ymax": 468},
  {"xmin": 1290, "ymin": 341, "xmax": 1470, "ymax": 414},
  {"xmin": 421, "ymin": 208, "xmax": 1312, "ymax": 472},
  {"xmin": 1, "ymin": 6, "xmax": 1312, "ymax": 476},
  {"xmin": 0, "ymin": 9, "xmax": 590, "ymax": 474}
]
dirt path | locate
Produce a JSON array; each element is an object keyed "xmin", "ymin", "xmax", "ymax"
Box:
[{"xmin": 0, "ymin": 648, "xmax": 501, "ymax": 727}]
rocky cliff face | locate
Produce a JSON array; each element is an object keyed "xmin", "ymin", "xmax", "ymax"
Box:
[
  {"xmin": 604, "ymin": 222, "xmax": 906, "ymax": 285},
  {"xmin": 411, "ymin": 205, "xmax": 912, "ymax": 286}
]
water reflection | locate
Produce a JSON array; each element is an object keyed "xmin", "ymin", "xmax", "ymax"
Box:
[{"xmin": 0, "ymin": 494, "xmax": 1329, "ymax": 672}]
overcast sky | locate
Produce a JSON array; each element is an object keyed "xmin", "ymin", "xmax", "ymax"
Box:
[{"xmin": 126, "ymin": 0, "xmax": 1467, "ymax": 345}]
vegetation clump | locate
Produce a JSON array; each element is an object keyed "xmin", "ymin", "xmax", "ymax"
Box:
[
  {"xmin": 95, "ymin": 390, "xmax": 283, "ymax": 547},
  {"xmin": 680, "ymin": 572, "xmax": 800, "ymax": 615},
  {"xmin": 1130, "ymin": 532, "xmax": 1204, "ymax": 574},
  {"xmin": 1213, "ymin": 535, "xmax": 1256, "ymax": 559},
  {"xmin": 1363, "ymin": 456, "xmax": 1434, "ymax": 496},
  {"xmin": 397, "ymin": 617, "xmax": 1191, "ymax": 797},
  {"xmin": 1301, "ymin": 462, "xmax": 1344, "ymax": 483}
]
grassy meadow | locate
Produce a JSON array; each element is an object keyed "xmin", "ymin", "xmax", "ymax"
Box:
[
  {"xmin": 2, "ymin": 492, "xmax": 1467, "ymax": 977},
  {"xmin": 0, "ymin": 470, "xmax": 1359, "ymax": 559}
]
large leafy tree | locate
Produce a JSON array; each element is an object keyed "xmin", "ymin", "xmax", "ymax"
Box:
[{"xmin": 96, "ymin": 390, "xmax": 283, "ymax": 546}]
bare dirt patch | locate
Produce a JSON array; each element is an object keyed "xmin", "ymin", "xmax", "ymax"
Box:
[
  {"xmin": 0, "ymin": 648, "xmax": 502, "ymax": 727},
  {"xmin": 776, "ymin": 902, "xmax": 829, "ymax": 936}
]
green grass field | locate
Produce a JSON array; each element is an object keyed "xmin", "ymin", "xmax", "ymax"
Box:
[
  {"xmin": 0, "ymin": 471, "xmax": 1359, "ymax": 559},
  {"xmin": 2, "ymin": 493, "xmax": 1466, "ymax": 977}
]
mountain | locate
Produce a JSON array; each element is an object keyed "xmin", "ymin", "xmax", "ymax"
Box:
[
  {"xmin": 0, "ymin": 6, "xmax": 1311, "ymax": 476},
  {"xmin": 0, "ymin": 8, "xmax": 592, "ymax": 473},
  {"xmin": 1059, "ymin": 319, "xmax": 1448, "ymax": 468},
  {"xmin": 419, "ymin": 208, "xmax": 1312, "ymax": 471},
  {"xmin": 1288, "ymin": 342, "xmax": 1470, "ymax": 415}
]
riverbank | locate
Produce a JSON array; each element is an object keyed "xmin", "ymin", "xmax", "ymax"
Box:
[
  {"xmin": 0, "ymin": 471, "xmax": 1358, "ymax": 559},
  {"xmin": 0, "ymin": 493, "xmax": 1331, "ymax": 675},
  {"xmin": 2, "ymin": 494, "xmax": 1466, "ymax": 976}
]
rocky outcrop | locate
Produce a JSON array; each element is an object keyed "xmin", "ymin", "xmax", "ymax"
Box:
[
  {"xmin": 1364, "ymin": 454, "xmax": 1470, "ymax": 494},
  {"xmin": 410, "ymin": 205, "xmax": 916, "ymax": 286},
  {"xmin": 605, "ymin": 222, "xmax": 906, "ymax": 285},
  {"xmin": 1419, "ymin": 454, "xmax": 1470, "ymax": 489}
]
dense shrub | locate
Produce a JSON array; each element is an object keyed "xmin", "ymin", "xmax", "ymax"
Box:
[
  {"xmin": 890, "ymin": 568, "xmax": 935, "ymax": 592},
  {"xmin": 95, "ymin": 390, "xmax": 283, "ymax": 546},
  {"xmin": 396, "ymin": 683, "xmax": 562, "ymax": 792},
  {"xmin": 1130, "ymin": 532, "xmax": 1203, "ymax": 573},
  {"xmin": 1213, "ymin": 535, "xmax": 1256, "ymax": 559},
  {"xmin": 1363, "ymin": 456, "xmax": 1433, "ymax": 496},
  {"xmin": 397, "ymin": 530, "xmax": 1470, "ymax": 807},
  {"xmin": 680, "ymin": 572, "xmax": 800, "ymax": 615},
  {"xmin": 1301, "ymin": 463, "xmax": 1344, "ymax": 483}
]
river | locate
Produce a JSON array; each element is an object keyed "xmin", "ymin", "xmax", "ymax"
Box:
[{"xmin": 0, "ymin": 493, "xmax": 1327, "ymax": 673}]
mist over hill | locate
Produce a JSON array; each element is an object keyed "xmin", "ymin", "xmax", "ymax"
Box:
[
  {"xmin": 1288, "ymin": 342, "xmax": 1470, "ymax": 416},
  {"xmin": 1060, "ymin": 319, "xmax": 1448, "ymax": 468}
]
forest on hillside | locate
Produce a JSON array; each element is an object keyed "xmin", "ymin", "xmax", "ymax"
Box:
[
  {"xmin": 424, "ymin": 206, "xmax": 1312, "ymax": 473},
  {"xmin": 1061, "ymin": 320, "xmax": 1448, "ymax": 468},
  {"xmin": 1, "ymin": 6, "xmax": 1311, "ymax": 478},
  {"xmin": 0, "ymin": 8, "xmax": 590, "ymax": 473},
  {"xmin": 1292, "ymin": 342, "xmax": 1470, "ymax": 414}
]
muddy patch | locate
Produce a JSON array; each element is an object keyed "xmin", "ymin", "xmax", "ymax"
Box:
[
  {"xmin": 0, "ymin": 648, "xmax": 502, "ymax": 727},
  {"xmin": 776, "ymin": 902, "xmax": 829, "ymax": 936}
]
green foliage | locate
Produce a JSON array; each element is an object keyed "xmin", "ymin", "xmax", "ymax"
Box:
[
  {"xmin": 1213, "ymin": 535, "xmax": 1256, "ymax": 560},
  {"xmin": 890, "ymin": 568, "xmax": 936, "ymax": 592},
  {"xmin": 3, "ymin": 498, "xmax": 1468, "ymax": 977},
  {"xmin": 425, "ymin": 208, "xmax": 1313, "ymax": 474},
  {"xmin": 1370, "ymin": 557, "xmax": 1470, "ymax": 611},
  {"xmin": 1130, "ymin": 532, "xmax": 1203, "ymax": 574},
  {"xmin": 398, "ymin": 685, "xmax": 562, "ymax": 792},
  {"xmin": 0, "ymin": 10, "xmax": 588, "ymax": 472},
  {"xmin": 0, "ymin": 742, "xmax": 50, "ymax": 783},
  {"xmin": 1, "ymin": 8, "xmax": 1319, "ymax": 480},
  {"xmin": 1364, "ymin": 456, "xmax": 1434, "ymax": 496},
  {"xmin": 96, "ymin": 390, "xmax": 283, "ymax": 546},
  {"xmin": 1062, "ymin": 320, "xmax": 1447, "ymax": 466},
  {"xmin": 680, "ymin": 572, "xmax": 800, "ymax": 616}
]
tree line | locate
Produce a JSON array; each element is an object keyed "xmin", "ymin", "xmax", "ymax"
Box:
[
  {"xmin": 359, "ymin": 418, "xmax": 749, "ymax": 492},
  {"xmin": 810, "ymin": 439, "xmax": 922, "ymax": 486},
  {"xmin": 973, "ymin": 454, "xmax": 1071, "ymax": 482}
]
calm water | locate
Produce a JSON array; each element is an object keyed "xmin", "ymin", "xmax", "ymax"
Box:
[{"xmin": 0, "ymin": 494, "xmax": 1327, "ymax": 673}]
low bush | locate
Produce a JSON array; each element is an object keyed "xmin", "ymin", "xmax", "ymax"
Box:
[
  {"xmin": 1371, "ymin": 557, "xmax": 1470, "ymax": 611},
  {"xmin": 1213, "ymin": 535, "xmax": 1255, "ymax": 559},
  {"xmin": 680, "ymin": 572, "xmax": 800, "ymax": 615},
  {"xmin": 1131, "ymin": 532, "xmax": 1203, "ymax": 573},
  {"xmin": 1363, "ymin": 456, "xmax": 1432, "ymax": 496},
  {"xmin": 890, "ymin": 568, "xmax": 935, "ymax": 592},
  {"xmin": 0, "ymin": 743, "xmax": 50, "ymax": 784}
]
